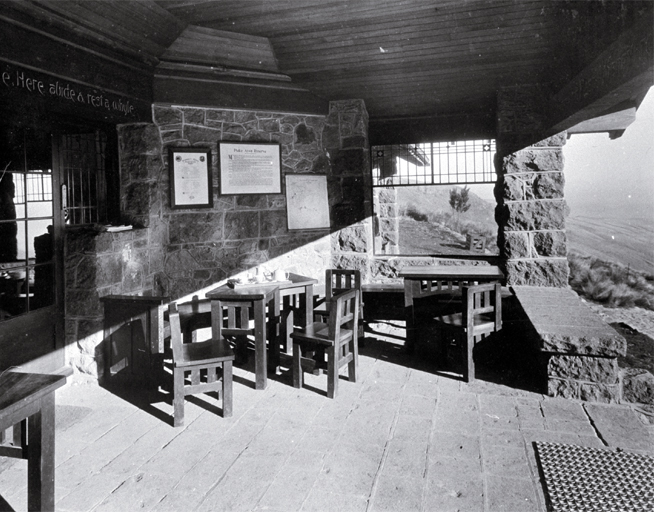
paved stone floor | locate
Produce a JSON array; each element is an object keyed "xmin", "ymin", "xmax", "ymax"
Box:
[{"xmin": 1, "ymin": 320, "xmax": 652, "ymax": 511}]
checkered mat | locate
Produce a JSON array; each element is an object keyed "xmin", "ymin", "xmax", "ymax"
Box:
[{"xmin": 535, "ymin": 442, "xmax": 654, "ymax": 512}]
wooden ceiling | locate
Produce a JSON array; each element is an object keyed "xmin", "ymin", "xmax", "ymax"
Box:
[{"xmin": 5, "ymin": 0, "xmax": 653, "ymax": 130}]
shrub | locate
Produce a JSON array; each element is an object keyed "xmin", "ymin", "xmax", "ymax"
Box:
[
  {"xmin": 568, "ymin": 252, "xmax": 654, "ymax": 310},
  {"xmin": 404, "ymin": 205, "xmax": 429, "ymax": 222}
]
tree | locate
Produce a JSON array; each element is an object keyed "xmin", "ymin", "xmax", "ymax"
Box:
[{"xmin": 449, "ymin": 186, "xmax": 471, "ymax": 231}]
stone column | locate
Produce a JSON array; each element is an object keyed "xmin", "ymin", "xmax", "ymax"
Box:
[
  {"xmin": 323, "ymin": 100, "xmax": 374, "ymax": 279},
  {"xmin": 373, "ymin": 187, "xmax": 400, "ymax": 255},
  {"xmin": 496, "ymin": 85, "xmax": 569, "ymax": 286}
]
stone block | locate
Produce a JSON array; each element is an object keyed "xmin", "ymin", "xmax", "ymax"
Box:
[
  {"xmin": 169, "ymin": 212, "xmax": 224, "ymax": 244},
  {"xmin": 375, "ymin": 188, "xmax": 397, "ymax": 203},
  {"xmin": 164, "ymin": 249, "xmax": 200, "ymax": 279},
  {"xmin": 531, "ymin": 132, "xmax": 567, "ymax": 147},
  {"xmin": 236, "ymin": 195, "xmax": 267, "ymax": 209},
  {"xmin": 502, "ymin": 148, "xmax": 563, "ymax": 174},
  {"xmin": 547, "ymin": 354, "xmax": 619, "ymax": 384},
  {"xmin": 260, "ymin": 210, "xmax": 287, "ymax": 238},
  {"xmin": 311, "ymin": 154, "xmax": 331, "ymax": 174},
  {"xmin": 234, "ymin": 111, "xmax": 257, "ymax": 123},
  {"xmin": 332, "ymin": 149, "xmax": 365, "ymax": 175},
  {"xmin": 505, "ymin": 259, "xmax": 569, "ymax": 287},
  {"xmin": 206, "ymin": 109, "xmax": 234, "ymax": 123},
  {"xmin": 532, "ymin": 231, "xmax": 566, "ymax": 257},
  {"xmin": 532, "ymin": 172, "xmax": 564, "ymax": 199},
  {"xmin": 321, "ymin": 123, "xmax": 340, "ymax": 151},
  {"xmin": 342, "ymin": 135, "xmax": 366, "ymax": 149},
  {"xmin": 183, "ymin": 124, "xmax": 220, "ymax": 144},
  {"xmin": 224, "ymin": 211, "xmax": 259, "ymax": 240},
  {"xmin": 153, "ymin": 106, "xmax": 183, "ymax": 126},
  {"xmin": 259, "ymin": 118, "xmax": 280, "ymax": 133},
  {"xmin": 333, "ymin": 226, "xmax": 368, "ymax": 252},
  {"xmin": 502, "ymin": 174, "xmax": 528, "ymax": 201},
  {"xmin": 119, "ymin": 124, "xmax": 161, "ymax": 155},
  {"xmin": 502, "ymin": 231, "xmax": 530, "ymax": 258},
  {"xmin": 504, "ymin": 200, "xmax": 566, "ymax": 231},
  {"xmin": 294, "ymin": 123, "xmax": 316, "ymax": 144},
  {"xmin": 66, "ymin": 288, "xmax": 102, "ymax": 317},
  {"xmin": 621, "ymin": 368, "xmax": 654, "ymax": 405},
  {"xmin": 223, "ymin": 123, "xmax": 247, "ymax": 136},
  {"xmin": 578, "ymin": 383, "xmax": 620, "ymax": 403},
  {"xmin": 95, "ymin": 254, "xmax": 123, "ymax": 288}
]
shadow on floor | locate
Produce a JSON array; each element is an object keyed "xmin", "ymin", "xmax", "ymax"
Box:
[{"xmin": 362, "ymin": 318, "xmax": 544, "ymax": 394}]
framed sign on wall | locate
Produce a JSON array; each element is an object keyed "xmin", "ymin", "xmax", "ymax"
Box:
[
  {"xmin": 285, "ymin": 174, "xmax": 330, "ymax": 230},
  {"xmin": 169, "ymin": 147, "xmax": 213, "ymax": 209},
  {"xmin": 218, "ymin": 142, "xmax": 282, "ymax": 195}
]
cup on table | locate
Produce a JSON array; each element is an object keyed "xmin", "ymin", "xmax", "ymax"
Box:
[{"xmin": 274, "ymin": 269, "xmax": 287, "ymax": 281}]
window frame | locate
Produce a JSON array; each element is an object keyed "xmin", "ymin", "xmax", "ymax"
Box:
[{"xmin": 370, "ymin": 139, "xmax": 499, "ymax": 259}]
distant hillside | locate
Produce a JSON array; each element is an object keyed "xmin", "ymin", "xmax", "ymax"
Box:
[
  {"xmin": 392, "ymin": 185, "xmax": 498, "ymax": 255},
  {"xmin": 395, "ymin": 185, "xmax": 496, "ymax": 228},
  {"xmin": 566, "ymin": 215, "xmax": 653, "ymax": 274}
]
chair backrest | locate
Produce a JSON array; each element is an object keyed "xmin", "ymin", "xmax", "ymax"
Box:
[
  {"xmin": 175, "ymin": 295, "xmax": 212, "ymax": 343},
  {"xmin": 211, "ymin": 300, "xmax": 253, "ymax": 340},
  {"xmin": 168, "ymin": 303, "xmax": 184, "ymax": 362},
  {"xmin": 462, "ymin": 283, "xmax": 502, "ymax": 334},
  {"xmin": 326, "ymin": 269, "xmax": 361, "ymax": 300},
  {"xmin": 326, "ymin": 288, "xmax": 359, "ymax": 341}
]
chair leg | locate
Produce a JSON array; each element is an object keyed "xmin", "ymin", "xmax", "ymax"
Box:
[
  {"xmin": 223, "ymin": 362, "xmax": 233, "ymax": 418},
  {"xmin": 464, "ymin": 332, "xmax": 475, "ymax": 383},
  {"xmin": 348, "ymin": 339, "xmax": 358, "ymax": 383},
  {"xmin": 173, "ymin": 367, "xmax": 185, "ymax": 427},
  {"xmin": 327, "ymin": 345, "xmax": 338, "ymax": 399},
  {"xmin": 293, "ymin": 340, "xmax": 303, "ymax": 389}
]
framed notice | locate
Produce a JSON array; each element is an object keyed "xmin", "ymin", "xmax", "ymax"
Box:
[
  {"xmin": 169, "ymin": 147, "xmax": 213, "ymax": 209},
  {"xmin": 218, "ymin": 142, "xmax": 282, "ymax": 195},
  {"xmin": 285, "ymin": 174, "xmax": 330, "ymax": 230}
]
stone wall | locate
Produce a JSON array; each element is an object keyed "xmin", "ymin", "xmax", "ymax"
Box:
[
  {"xmin": 150, "ymin": 105, "xmax": 338, "ymax": 299},
  {"xmin": 496, "ymin": 85, "xmax": 570, "ymax": 286},
  {"xmin": 64, "ymin": 228, "xmax": 156, "ymax": 376}
]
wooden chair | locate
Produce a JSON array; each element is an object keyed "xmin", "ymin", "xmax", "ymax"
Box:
[
  {"xmin": 168, "ymin": 302, "xmax": 235, "ymax": 427},
  {"xmin": 291, "ymin": 288, "xmax": 359, "ymax": 398},
  {"xmin": 432, "ymin": 283, "xmax": 502, "ymax": 382},
  {"xmin": 314, "ymin": 269, "xmax": 365, "ymax": 342}
]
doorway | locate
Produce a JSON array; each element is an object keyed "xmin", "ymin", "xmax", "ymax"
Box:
[{"xmin": 0, "ymin": 125, "xmax": 64, "ymax": 372}]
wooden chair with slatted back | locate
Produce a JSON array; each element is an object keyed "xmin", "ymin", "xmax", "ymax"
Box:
[
  {"xmin": 291, "ymin": 288, "xmax": 359, "ymax": 398},
  {"xmin": 432, "ymin": 282, "xmax": 502, "ymax": 382},
  {"xmin": 313, "ymin": 269, "xmax": 364, "ymax": 342},
  {"xmin": 210, "ymin": 298, "xmax": 256, "ymax": 364},
  {"xmin": 168, "ymin": 302, "xmax": 235, "ymax": 427}
]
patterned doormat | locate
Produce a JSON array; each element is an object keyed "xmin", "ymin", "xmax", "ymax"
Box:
[{"xmin": 535, "ymin": 442, "xmax": 654, "ymax": 512}]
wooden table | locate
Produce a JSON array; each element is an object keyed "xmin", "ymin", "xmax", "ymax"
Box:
[
  {"xmin": 398, "ymin": 265, "xmax": 504, "ymax": 352},
  {"xmin": 0, "ymin": 371, "xmax": 67, "ymax": 511},
  {"xmin": 206, "ymin": 282, "xmax": 279, "ymax": 390},
  {"xmin": 276, "ymin": 273, "xmax": 318, "ymax": 364},
  {"xmin": 206, "ymin": 273, "xmax": 318, "ymax": 390}
]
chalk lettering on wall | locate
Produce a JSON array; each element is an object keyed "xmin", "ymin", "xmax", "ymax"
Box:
[{"xmin": 2, "ymin": 66, "xmax": 136, "ymax": 117}]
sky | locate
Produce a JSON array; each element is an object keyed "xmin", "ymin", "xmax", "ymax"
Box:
[{"xmin": 564, "ymin": 87, "xmax": 654, "ymax": 220}]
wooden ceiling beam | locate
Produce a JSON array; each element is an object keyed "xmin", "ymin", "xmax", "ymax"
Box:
[{"xmin": 546, "ymin": 15, "xmax": 653, "ymax": 136}]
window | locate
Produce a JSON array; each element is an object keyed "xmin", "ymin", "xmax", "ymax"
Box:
[
  {"xmin": 59, "ymin": 131, "xmax": 108, "ymax": 225},
  {"xmin": 0, "ymin": 128, "xmax": 56, "ymax": 319},
  {"xmin": 371, "ymin": 140, "xmax": 498, "ymax": 257}
]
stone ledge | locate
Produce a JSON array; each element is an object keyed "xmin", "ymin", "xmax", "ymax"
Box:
[{"xmin": 513, "ymin": 286, "xmax": 626, "ymax": 357}]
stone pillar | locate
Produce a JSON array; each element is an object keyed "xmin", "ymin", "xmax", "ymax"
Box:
[
  {"xmin": 323, "ymin": 100, "xmax": 374, "ymax": 279},
  {"xmin": 496, "ymin": 85, "xmax": 569, "ymax": 286},
  {"xmin": 373, "ymin": 187, "xmax": 399, "ymax": 254}
]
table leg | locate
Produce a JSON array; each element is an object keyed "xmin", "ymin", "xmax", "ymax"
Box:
[
  {"xmin": 27, "ymin": 393, "xmax": 55, "ymax": 512},
  {"xmin": 301, "ymin": 284, "xmax": 314, "ymax": 327},
  {"xmin": 253, "ymin": 298, "xmax": 267, "ymax": 390}
]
